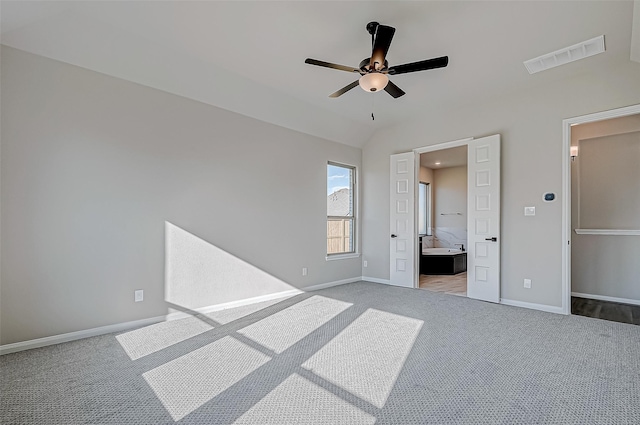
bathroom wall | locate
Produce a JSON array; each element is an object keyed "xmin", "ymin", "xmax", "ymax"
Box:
[
  {"xmin": 571, "ymin": 117, "xmax": 640, "ymax": 302},
  {"xmin": 419, "ymin": 166, "xmax": 435, "ymax": 248},
  {"xmin": 432, "ymin": 166, "xmax": 467, "ymax": 249}
]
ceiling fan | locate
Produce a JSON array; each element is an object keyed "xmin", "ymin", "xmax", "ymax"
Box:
[{"xmin": 305, "ymin": 22, "xmax": 448, "ymax": 99}]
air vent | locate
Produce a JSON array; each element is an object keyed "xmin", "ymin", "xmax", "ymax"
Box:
[{"xmin": 524, "ymin": 35, "xmax": 605, "ymax": 74}]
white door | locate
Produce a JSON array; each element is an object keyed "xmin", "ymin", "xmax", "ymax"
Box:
[
  {"xmin": 467, "ymin": 135, "xmax": 501, "ymax": 302},
  {"xmin": 389, "ymin": 152, "xmax": 416, "ymax": 288}
]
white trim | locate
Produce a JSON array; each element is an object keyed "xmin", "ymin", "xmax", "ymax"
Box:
[
  {"xmin": 566, "ymin": 104, "xmax": 640, "ymax": 126},
  {"xmin": 562, "ymin": 115, "xmax": 572, "ymax": 315},
  {"xmin": 0, "ymin": 315, "xmax": 166, "ymax": 356},
  {"xmin": 363, "ymin": 276, "xmax": 413, "ymax": 288},
  {"xmin": 500, "ymin": 298, "xmax": 564, "ymax": 315},
  {"xmin": 413, "ymin": 137, "xmax": 474, "ymax": 154},
  {"xmin": 326, "ymin": 253, "xmax": 361, "ymax": 261},
  {"xmin": 571, "ymin": 292, "xmax": 640, "ymax": 307},
  {"xmin": 574, "ymin": 229, "xmax": 640, "ymax": 236},
  {"xmin": 562, "ymin": 103, "xmax": 640, "ymax": 316},
  {"xmin": 0, "ymin": 277, "xmax": 361, "ymax": 356},
  {"xmin": 302, "ymin": 277, "xmax": 360, "ymax": 291},
  {"xmin": 361, "ymin": 276, "xmax": 392, "ymax": 285}
]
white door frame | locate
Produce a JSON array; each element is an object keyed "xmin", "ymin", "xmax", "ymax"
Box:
[
  {"xmin": 412, "ymin": 137, "xmax": 474, "ymax": 288},
  {"xmin": 561, "ymin": 103, "xmax": 640, "ymax": 315}
]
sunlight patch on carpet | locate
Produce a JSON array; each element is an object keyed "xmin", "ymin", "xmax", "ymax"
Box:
[
  {"xmin": 237, "ymin": 295, "xmax": 352, "ymax": 353},
  {"xmin": 116, "ymin": 317, "xmax": 213, "ymax": 360},
  {"xmin": 233, "ymin": 373, "xmax": 375, "ymax": 424},
  {"xmin": 302, "ymin": 308, "xmax": 423, "ymax": 409},
  {"xmin": 143, "ymin": 336, "xmax": 270, "ymax": 421}
]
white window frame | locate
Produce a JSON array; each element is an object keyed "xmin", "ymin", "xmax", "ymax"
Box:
[
  {"xmin": 418, "ymin": 181, "xmax": 432, "ymax": 236},
  {"xmin": 326, "ymin": 161, "xmax": 358, "ymax": 259}
]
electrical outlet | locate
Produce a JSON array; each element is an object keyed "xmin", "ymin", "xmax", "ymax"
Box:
[
  {"xmin": 134, "ymin": 290, "xmax": 144, "ymax": 302},
  {"xmin": 524, "ymin": 279, "xmax": 531, "ymax": 289},
  {"xmin": 363, "ymin": 260, "xmax": 368, "ymax": 267},
  {"xmin": 524, "ymin": 206, "xmax": 536, "ymax": 216},
  {"xmin": 302, "ymin": 267, "xmax": 307, "ymax": 276}
]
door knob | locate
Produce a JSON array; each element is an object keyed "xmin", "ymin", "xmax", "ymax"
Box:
[
  {"xmin": 391, "ymin": 234, "xmax": 398, "ymax": 238},
  {"xmin": 485, "ymin": 237, "xmax": 497, "ymax": 242}
]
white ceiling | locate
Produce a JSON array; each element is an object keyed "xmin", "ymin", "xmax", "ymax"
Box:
[
  {"xmin": 420, "ymin": 146, "xmax": 467, "ymax": 169},
  {"xmin": 1, "ymin": 1, "xmax": 637, "ymax": 147}
]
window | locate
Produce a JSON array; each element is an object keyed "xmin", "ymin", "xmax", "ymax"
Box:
[
  {"xmin": 327, "ymin": 162, "xmax": 355, "ymax": 255},
  {"xmin": 418, "ymin": 182, "xmax": 432, "ymax": 236}
]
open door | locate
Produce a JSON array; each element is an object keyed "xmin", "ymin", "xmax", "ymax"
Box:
[
  {"xmin": 389, "ymin": 152, "xmax": 416, "ymax": 288},
  {"xmin": 467, "ymin": 135, "xmax": 501, "ymax": 302}
]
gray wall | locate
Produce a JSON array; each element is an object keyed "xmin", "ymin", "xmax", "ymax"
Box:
[
  {"xmin": 361, "ymin": 61, "xmax": 640, "ymax": 308},
  {"xmin": 432, "ymin": 166, "xmax": 467, "ymax": 249},
  {"xmin": 0, "ymin": 47, "xmax": 362, "ymax": 345},
  {"xmin": 571, "ymin": 120, "xmax": 640, "ymax": 301},
  {"xmin": 433, "ymin": 166, "xmax": 467, "ymax": 229}
]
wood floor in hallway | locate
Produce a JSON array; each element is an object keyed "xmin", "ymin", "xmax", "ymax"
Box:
[
  {"xmin": 572, "ymin": 297, "xmax": 640, "ymax": 326},
  {"xmin": 419, "ymin": 272, "xmax": 467, "ymax": 296}
]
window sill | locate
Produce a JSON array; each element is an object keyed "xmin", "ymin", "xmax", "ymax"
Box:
[{"xmin": 326, "ymin": 253, "xmax": 361, "ymax": 261}]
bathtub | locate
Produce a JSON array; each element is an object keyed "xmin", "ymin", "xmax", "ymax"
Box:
[
  {"xmin": 422, "ymin": 247, "xmax": 463, "ymax": 255},
  {"xmin": 420, "ymin": 248, "xmax": 467, "ymax": 275}
]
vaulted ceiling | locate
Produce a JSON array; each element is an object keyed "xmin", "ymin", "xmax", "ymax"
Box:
[{"xmin": 2, "ymin": 1, "xmax": 638, "ymax": 147}]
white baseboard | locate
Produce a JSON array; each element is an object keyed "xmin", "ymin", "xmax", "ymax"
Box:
[
  {"xmin": 361, "ymin": 276, "xmax": 391, "ymax": 285},
  {"xmin": 0, "ymin": 277, "xmax": 362, "ymax": 356},
  {"xmin": 500, "ymin": 298, "xmax": 565, "ymax": 315},
  {"xmin": 0, "ymin": 315, "xmax": 166, "ymax": 356},
  {"xmin": 571, "ymin": 292, "xmax": 640, "ymax": 307},
  {"xmin": 303, "ymin": 276, "xmax": 361, "ymax": 291}
]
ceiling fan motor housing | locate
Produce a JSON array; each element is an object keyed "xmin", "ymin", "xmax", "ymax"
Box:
[{"xmin": 359, "ymin": 58, "xmax": 388, "ymax": 73}]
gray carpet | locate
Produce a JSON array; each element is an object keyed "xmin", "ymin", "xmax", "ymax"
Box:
[{"xmin": 1, "ymin": 281, "xmax": 639, "ymax": 424}]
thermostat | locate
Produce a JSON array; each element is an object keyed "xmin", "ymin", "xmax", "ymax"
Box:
[{"xmin": 543, "ymin": 193, "xmax": 556, "ymax": 202}]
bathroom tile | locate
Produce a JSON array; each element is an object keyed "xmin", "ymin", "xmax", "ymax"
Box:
[{"xmin": 419, "ymin": 272, "xmax": 467, "ymax": 296}]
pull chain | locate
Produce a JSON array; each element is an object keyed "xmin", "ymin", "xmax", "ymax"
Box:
[{"xmin": 371, "ymin": 93, "xmax": 375, "ymax": 121}]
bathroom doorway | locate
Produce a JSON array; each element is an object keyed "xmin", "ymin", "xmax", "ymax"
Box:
[
  {"xmin": 390, "ymin": 135, "xmax": 501, "ymax": 302},
  {"xmin": 418, "ymin": 146, "xmax": 469, "ymax": 296}
]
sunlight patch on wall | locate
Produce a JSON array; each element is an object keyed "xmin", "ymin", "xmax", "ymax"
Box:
[
  {"xmin": 165, "ymin": 222, "xmax": 296, "ymax": 310},
  {"xmin": 116, "ymin": 317, "xmax": 212, "ymax": 360},
  {"xmin": 302, "ymin": 309, "xmax": 423, "ymax": 409},
  {"xmin": 234, "ymin": 373, "xmax": 375, "ymax": 425},
  {"xmin": 143, "ymin": 336, "xmax": 270, "ymax": 421},
  {"xmin": 237, "ymin": 295, "xmax": 352, "ymax": 353}
]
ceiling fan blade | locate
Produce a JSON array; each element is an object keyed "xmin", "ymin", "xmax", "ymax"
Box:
[
  {"xmin": 384, "ymin": 80, "xmax": 405, "ymax": 98},
  {"xmin": 329, "ymin": 81, "xmax": 360, "ymax": 98},
  {"xmin": 369, "ymin": 25, "xmax": 395, "ymax": 70},
  {"xmin": 388, "ymin": 56, "xmax": 449, "ymax": 75},
  {"xmin": 305, "ymin": 58, "xmax": 359, "ymax": 73}
]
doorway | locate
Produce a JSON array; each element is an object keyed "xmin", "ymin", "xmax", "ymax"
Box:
[
  {"xmin": 562, "ymin": 104, "xmax": 640, "ymax": 316},
  {"xmin": 418, "ymin": 146, "xmax": 469, "ymax": 297},
  {"xmin": 563, "ymin": 105, "xmax": 640, "ymax": 323},
  {"xmin": 389, "ymin": 135, "xmax": 501, "ymax": 303}
]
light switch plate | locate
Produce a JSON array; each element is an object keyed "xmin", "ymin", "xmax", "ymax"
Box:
[{"xmin": 524, "ymin": 206, "xmax": 536, "ymax": 216}]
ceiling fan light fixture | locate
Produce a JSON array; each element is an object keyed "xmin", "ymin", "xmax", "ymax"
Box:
[{"xmin": 359, "ymin": 72, "xmax": 389, "ymax": 92}]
